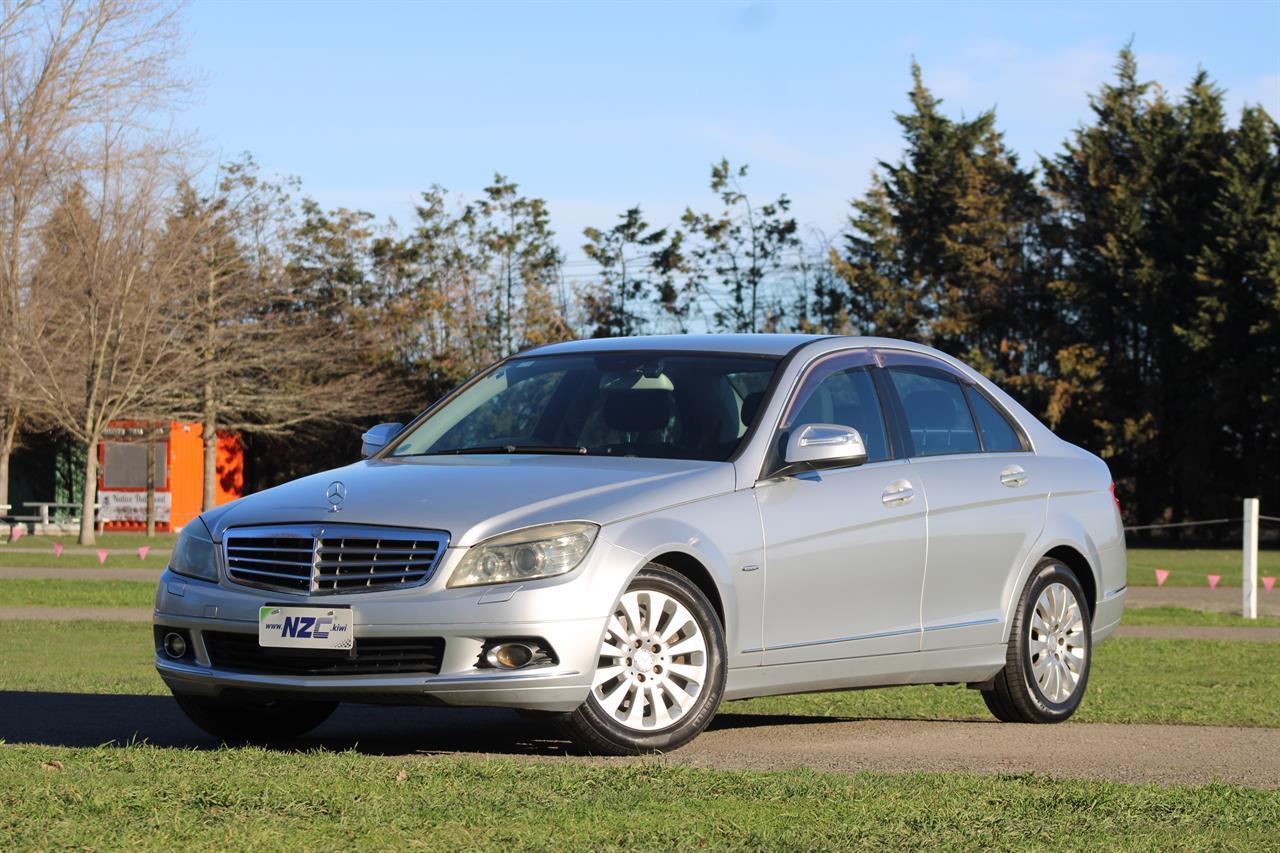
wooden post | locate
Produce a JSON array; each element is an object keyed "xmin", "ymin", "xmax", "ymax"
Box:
[
  {"xmin": 1243, "ymin": 498, "xmax": 1259, "ymax": 620},
  {"xmin": 146, "ymin": 422, "xmax": 157, "ymax": 538}
]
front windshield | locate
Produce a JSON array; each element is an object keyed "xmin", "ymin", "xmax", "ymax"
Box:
[{"xmin": 388, "ymin": 352, "xmax": 780, "ymax": 462}]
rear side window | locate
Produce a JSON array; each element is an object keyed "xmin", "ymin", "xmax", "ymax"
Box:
[
  {"xmin": 887, "ymin": 368, "xmax": 980, "ymax": 456},
  {"xmin": 964, "ymin": 386, "xmax": 1025, "ymax": 452},
  {"xmin": 784, "ymin": 362, "xmax": 890, "ymax": 463}
]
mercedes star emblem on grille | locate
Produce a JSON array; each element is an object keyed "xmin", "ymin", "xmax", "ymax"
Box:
[{"xmin": 325, "ymin": 480, "xmax": 347, "ymax": 512}]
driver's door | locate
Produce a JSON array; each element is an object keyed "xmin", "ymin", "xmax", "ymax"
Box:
[{"xmin": 756, "ymin": 351, "xmax": 926, "ymax": 665}]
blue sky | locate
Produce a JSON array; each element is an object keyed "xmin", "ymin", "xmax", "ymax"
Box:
[{"xmin": 179, "ymin": 1, "xmax": 1279, "ymax": 263}]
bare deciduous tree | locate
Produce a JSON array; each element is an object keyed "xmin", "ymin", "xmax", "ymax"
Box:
[
  {"xmin": 12, "ymin": 136, "xmax": 193, "ymax": 544},
  {"xmin": 0, "ymin": 0, "xmax": 185, "ymax": 508},
  {"xmin": 166, "ymin": 157, "xmax": 406, "ymax": 510}
]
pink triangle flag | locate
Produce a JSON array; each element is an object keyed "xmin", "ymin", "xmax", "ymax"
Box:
[
  {"xmin": 1263, "ymin": 577, "xmax": 1276, "ymax": 593},
  {"xmin": 9, "ymin": 526, "xmax": 22, "ymax": 542},
  {"xmin": 1154, "ymin": 569, "xmax": 1169, "ymax": 587},
  {"xmin": 52, "ymin": 542, "xmax": 63, "ymax": 558},
  {"xmin": 97, "ymin": 549, "xmax": 108, "ymax": 566},
  {"xmin": 1207, "ymin": 574, "xmax": 1221, "ymax": 590},
  {"xmin": 138, "ymin": 546, "xmax": 150, "ymax": 561}
]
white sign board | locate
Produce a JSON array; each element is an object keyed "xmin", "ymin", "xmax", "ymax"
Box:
[{"xmin": 99, "ymin": 490, "xmax": 171, "ymax": 523}]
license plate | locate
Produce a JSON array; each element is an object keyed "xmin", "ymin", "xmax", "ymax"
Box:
[{"xmin": 258, "ymin": 606, "xmax": 354, "ymax": 650}]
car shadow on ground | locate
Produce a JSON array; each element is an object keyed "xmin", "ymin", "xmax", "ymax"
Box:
[
  {"xmin": 0, "ymin": 691, "xmax": 912, "ymax": 756},
  {"xmin": 0, "ymin": 691, "xmax": 570, "ymax": 755}
]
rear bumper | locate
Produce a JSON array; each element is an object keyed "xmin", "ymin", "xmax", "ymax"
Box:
[{"xmin": 1093, "ymin": 585, "xmax": 1126, "ymax": 644}]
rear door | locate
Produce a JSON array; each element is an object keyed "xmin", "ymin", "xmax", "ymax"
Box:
[{"xmin": 879, "ymin": 352, "xmax": 1047, "ymax": 650}]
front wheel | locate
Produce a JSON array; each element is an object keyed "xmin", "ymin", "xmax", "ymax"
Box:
[
  {"xmin": 559, "ymin": 564, "xmax": 726, "ymax": 755},
  {"xmin": 982, "ymin": 558, "xmax": 1092, "ymax": 723},
  {"xmin": 174, "ymin": 693, "xmax": 338, "ymax": 743}
]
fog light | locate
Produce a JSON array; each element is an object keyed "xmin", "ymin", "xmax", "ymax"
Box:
[
  {"xmin": 485, "ymin": 642, "xmax": 536, "ymax": 670},
  {"xmin": 162, "ymin": 632, "xmax": 188, "ymax": 659}
]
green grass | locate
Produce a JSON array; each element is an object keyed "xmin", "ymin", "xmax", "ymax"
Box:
[
  {"xmin": 2, "ymin": 622, "xmax": 1278, "ymax": 727},
  {"xmin": 0, "ymin": 532, "xmax": 172, "ymax": 569},
  {"xmin": 1127, "ymin": 547, "xmax": 1280, "ymax": 588},
  {"xmin": 1122, "ymin": 606, "xmax": 1280, "ymax": 628},
  {"xmin": 0, "ymin": 579, "xmax": 155, "ymax": 609},
  {"xmin": 0, "ymin": 621, "xmax": 164, "ymax": 696},
  {"xmin": 0, "ymin": 745, "xmax": 1275, "ymax": 850}
]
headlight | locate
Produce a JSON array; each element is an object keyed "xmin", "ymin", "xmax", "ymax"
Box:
[
  {"xmin": 448, "ymin": 521, "xmax": 598, "ymax": 588},
  {"xmin": 170, "ymin": 518, "xmax": 218, "ymax": 583}
]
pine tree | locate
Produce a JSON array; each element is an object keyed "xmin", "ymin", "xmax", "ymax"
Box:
[
  {"xmin": 1041, "ymin": 47, "xmax": 1165, "ymax": 514},
  {"xmin": 832, "ymin": 176, "xmax": 923, "ymax": 338},
  {"xmin": 1184, "ymin": 104, "xmax": 1280, "ymax": 509},
  {"xmin": 1041, "ymin": 47, "xmax": 1280, "ymax": 520},
  {"xmin": 835, "ymin": 63, "xmax": 1051, "ymax": 395}
]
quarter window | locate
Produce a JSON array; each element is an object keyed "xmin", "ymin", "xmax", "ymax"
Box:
[
  {"xmin": 964, "ymin": 386, "xmax": 1025, "ymax": 452},
  {"xmin": 886, "ymin": 368, "xmax": 980, "ymax": 456},
  {"xmin": 784, "ymin": 360, "xmax": 890, "ymax": 463}
]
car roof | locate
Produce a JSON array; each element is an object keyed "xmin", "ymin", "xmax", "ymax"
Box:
[{"xmin": 523, "ymin": 334, "xmax": 832, "ymax": 358}]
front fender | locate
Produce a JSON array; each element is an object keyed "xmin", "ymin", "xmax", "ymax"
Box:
[{"xmin": 599, "ymin": 490, "xmax": 765, "ymax": 668}]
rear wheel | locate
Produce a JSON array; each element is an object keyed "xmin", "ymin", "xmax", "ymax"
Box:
[
  {"xmin": 174, "ymin": 693, "xmax": 338, "ymax": 743},
  {"xmin": 559, "ymin": 564, "xmax": 725, "ymax": 755},
  {"xmin": 982, "ymin": 558, "xmax": 1092, "ymax": 723}
]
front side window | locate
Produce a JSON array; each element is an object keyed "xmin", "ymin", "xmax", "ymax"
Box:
[
  {"xmin": 782, "ymin": 357, "xmax": 890, "ymax": 463},
  {"xmin": 887, "ymin": 367, "xmax": 980, "ymax": 457},
  {"xmin": 387, "ymin": 353, "xmax": 780, "ymax": 462}
]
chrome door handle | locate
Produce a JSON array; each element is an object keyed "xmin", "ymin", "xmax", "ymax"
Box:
[
  {"xmin": 882, "ymin": 479, "xmax": 915, "ymax": 506},
  {"xmin": 1000, "ymin": 465, "xmax": 1028, "ymax": 488}
]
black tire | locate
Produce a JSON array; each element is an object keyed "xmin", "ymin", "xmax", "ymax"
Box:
[
  {"xmin": 983, "ymin": 558, "xmax": 1092, "ymax": 723},
  {"xmin": 558, "ymin": 564, "xmax": 726, "ymax": 755},
  {"xmin": 174, "ymin": 692, "xmax": 338, "ymax": 743}
]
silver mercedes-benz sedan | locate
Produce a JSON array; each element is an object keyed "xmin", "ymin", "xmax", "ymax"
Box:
[{"xmin": 154, "ymin": 334, "xmax": 1126, "ymax": 754}]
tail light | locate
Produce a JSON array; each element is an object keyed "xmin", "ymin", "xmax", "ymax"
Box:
[{"xmin": 1110, "ymin": 483, "xmax": 1122, "ymax": 514}]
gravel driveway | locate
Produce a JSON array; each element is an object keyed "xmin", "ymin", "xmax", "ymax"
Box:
[{"xmin": 0, "ymin": 691, "xmax": 1274, "ymax": 788}]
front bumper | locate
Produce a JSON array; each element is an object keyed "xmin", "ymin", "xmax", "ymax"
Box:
[
  {"xmin": 153, "ymin": 538, "xmax": 634, "ymax": 712},
  {"xmin": 154, "ymin": 619, "xmax": 596, "ymax": 712}
]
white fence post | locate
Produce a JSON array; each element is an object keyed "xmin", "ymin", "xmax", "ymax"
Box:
[{"xmin": 1243, "ymin": 497, "xmax": 1259, "ymax": 620}]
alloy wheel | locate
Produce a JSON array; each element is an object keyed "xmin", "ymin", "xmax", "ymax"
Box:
[
  {"xmin": 591, "ymin": 588, "xmax": 709, "ymax": 731},
  {"xmin": 1028, "ymin": 581, "xmax": 1087, "ymax": 703}
]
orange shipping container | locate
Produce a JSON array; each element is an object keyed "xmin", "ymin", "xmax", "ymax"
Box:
[{"xmin": 99, "ymin": 421, "xmax": 243, "ymax": 531}]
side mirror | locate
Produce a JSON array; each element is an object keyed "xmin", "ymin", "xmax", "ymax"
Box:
[
  {"xmin": 783, "ymin": 423, "xmax": 868, "ymax": 472},
  {"xmin": 361, "ymin": 422, "xmax": 404, "ymax": 458}
]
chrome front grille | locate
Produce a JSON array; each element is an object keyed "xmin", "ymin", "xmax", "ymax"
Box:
[
  {"xmin": 223, "ymin": 535, "xmax": 314, "ymax": 592},
  {"xmin": 222, "ymin": 525, "xmax": 449, "ymax": 595}
]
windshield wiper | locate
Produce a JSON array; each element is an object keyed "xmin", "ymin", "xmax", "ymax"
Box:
[{"xmin": 415, "ymin": 444, "xmax": 590, "ymax": 456}]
